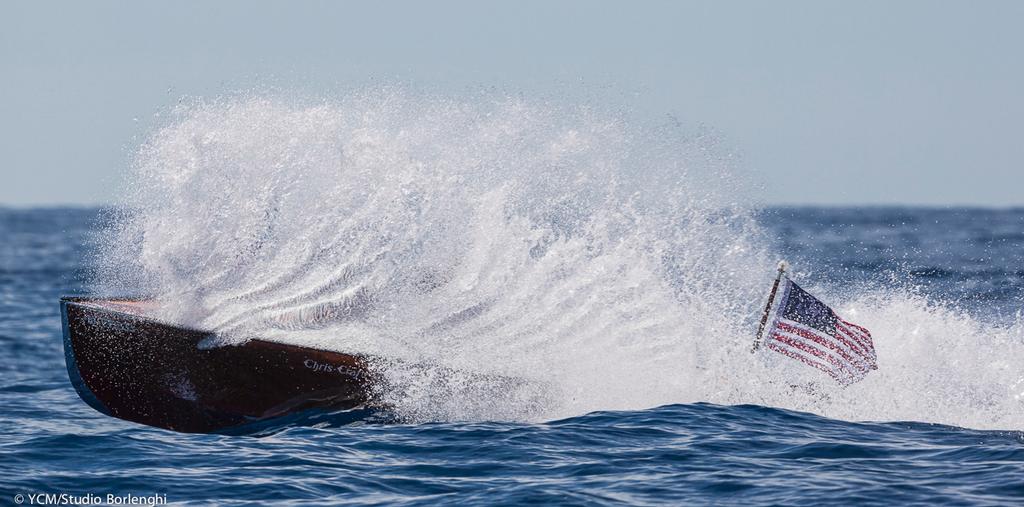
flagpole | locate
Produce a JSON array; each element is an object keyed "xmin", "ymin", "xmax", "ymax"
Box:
[{"xmin": 751, "ymin": 260, "xmax": 788, "ymax": 353}]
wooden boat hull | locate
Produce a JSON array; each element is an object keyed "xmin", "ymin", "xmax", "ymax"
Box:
[{"xmin": 60, "ymin": 297, "xmax": 373, "ymax": 433}]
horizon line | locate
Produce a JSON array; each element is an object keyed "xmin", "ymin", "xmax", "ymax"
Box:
[{"xmin": 3, "ymin": 202, "xmax": 1024, "ymax": 211}]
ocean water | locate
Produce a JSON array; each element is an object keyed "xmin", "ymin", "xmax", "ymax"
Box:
[
  {"xmin": 2, "ymin": 206, "xmax": 1023, "ymax": 506},
  {"xmin": 3, "ymin": 95, "xmax": 1024, "ymax": 505}
]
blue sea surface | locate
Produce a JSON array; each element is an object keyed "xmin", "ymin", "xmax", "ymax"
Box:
[{"xmin": 2, "ymin": 207, "xmax": 1023, "ymax": 506}]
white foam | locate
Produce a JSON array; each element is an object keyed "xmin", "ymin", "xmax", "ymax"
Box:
[{"xmin": 93, "ymin": 91, "xmax": 1024, "ymax": 430}]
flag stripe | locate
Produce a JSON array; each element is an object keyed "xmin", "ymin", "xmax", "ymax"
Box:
[
  {"xmin": 836, "ymin": 318, "xmax": 870, "ymax": 344},
  {"xmin": 769, "ymin": 333, "xmax": 856, "ymax": 382},
  {"xmin": 774, "ymin": 323, "xmax": 861, "ymax": 371},
  {"xmin": 836, "ymin": 320, "xmax": 876, "ymax": 362},
  {"xmin": 836, "ymin": 324, "xmax": 877, "ymax": 369},
  {"xmin": 765, "ymin": 341, "xmax": 841, "ymax": 381},
  {"xmin": 774, "ymin": 321, "xmax": 869, "ymax": 374},
  {"xmin": 838, "ymin": 319, "xmax": 874, "ymax": 352},
  {"xmin": 835, "ymin": 327, "xmax": 876, "ymax": 366},
  {"xmin": 777, "ymin": 319, "xmax": 870, "ymax": 366},
  {"xmin": 770, "ymin": 331, "xmax": 867, "ymax": 381},
  {"xmin": 835, "ymin": 321, "xmax": 872, "ymax": 353},
  {"xmin": 768, "ymin": 331, "xmax": 862, "ymax": 379},
  {"xmin": 840, "ymin": 319, "xmax": 872, "ymax": 336},
  {"xmin": 766, "ymin": 338, "xmax": 865, "ymax": 385}
]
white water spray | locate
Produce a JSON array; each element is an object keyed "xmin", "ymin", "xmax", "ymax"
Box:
[{"xmin": 93, "ymin": 91, "xmax": 1024, "ymax": 430}]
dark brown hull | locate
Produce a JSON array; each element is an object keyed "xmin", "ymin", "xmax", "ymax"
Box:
[{"xmin": 61, "ymin": 297, "xmax": 374, "ymax": 433}]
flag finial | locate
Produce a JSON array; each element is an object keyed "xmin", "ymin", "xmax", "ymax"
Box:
[{"xmin": 777, "ymin": 260, "xmax": 789, "ymax": 273}]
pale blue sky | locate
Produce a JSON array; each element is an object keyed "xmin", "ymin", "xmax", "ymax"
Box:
[{"xmin": 2, "ymin": 1, "xmax": 1022, "ymax": 206}]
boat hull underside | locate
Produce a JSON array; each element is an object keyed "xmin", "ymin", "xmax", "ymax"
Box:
[{"xmin": 61, "ymin": 298, "xmax": 371, "ymax": 433}]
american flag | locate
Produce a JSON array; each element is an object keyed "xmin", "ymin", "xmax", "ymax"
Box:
[{"xmin": 760, "ymin": 276, "xmax": 877, "ymax": 385}]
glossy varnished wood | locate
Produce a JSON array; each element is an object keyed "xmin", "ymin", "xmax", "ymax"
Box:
[{"xmin": 61, "ymin": 297, "xmax": 373, "ymax": 433}]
